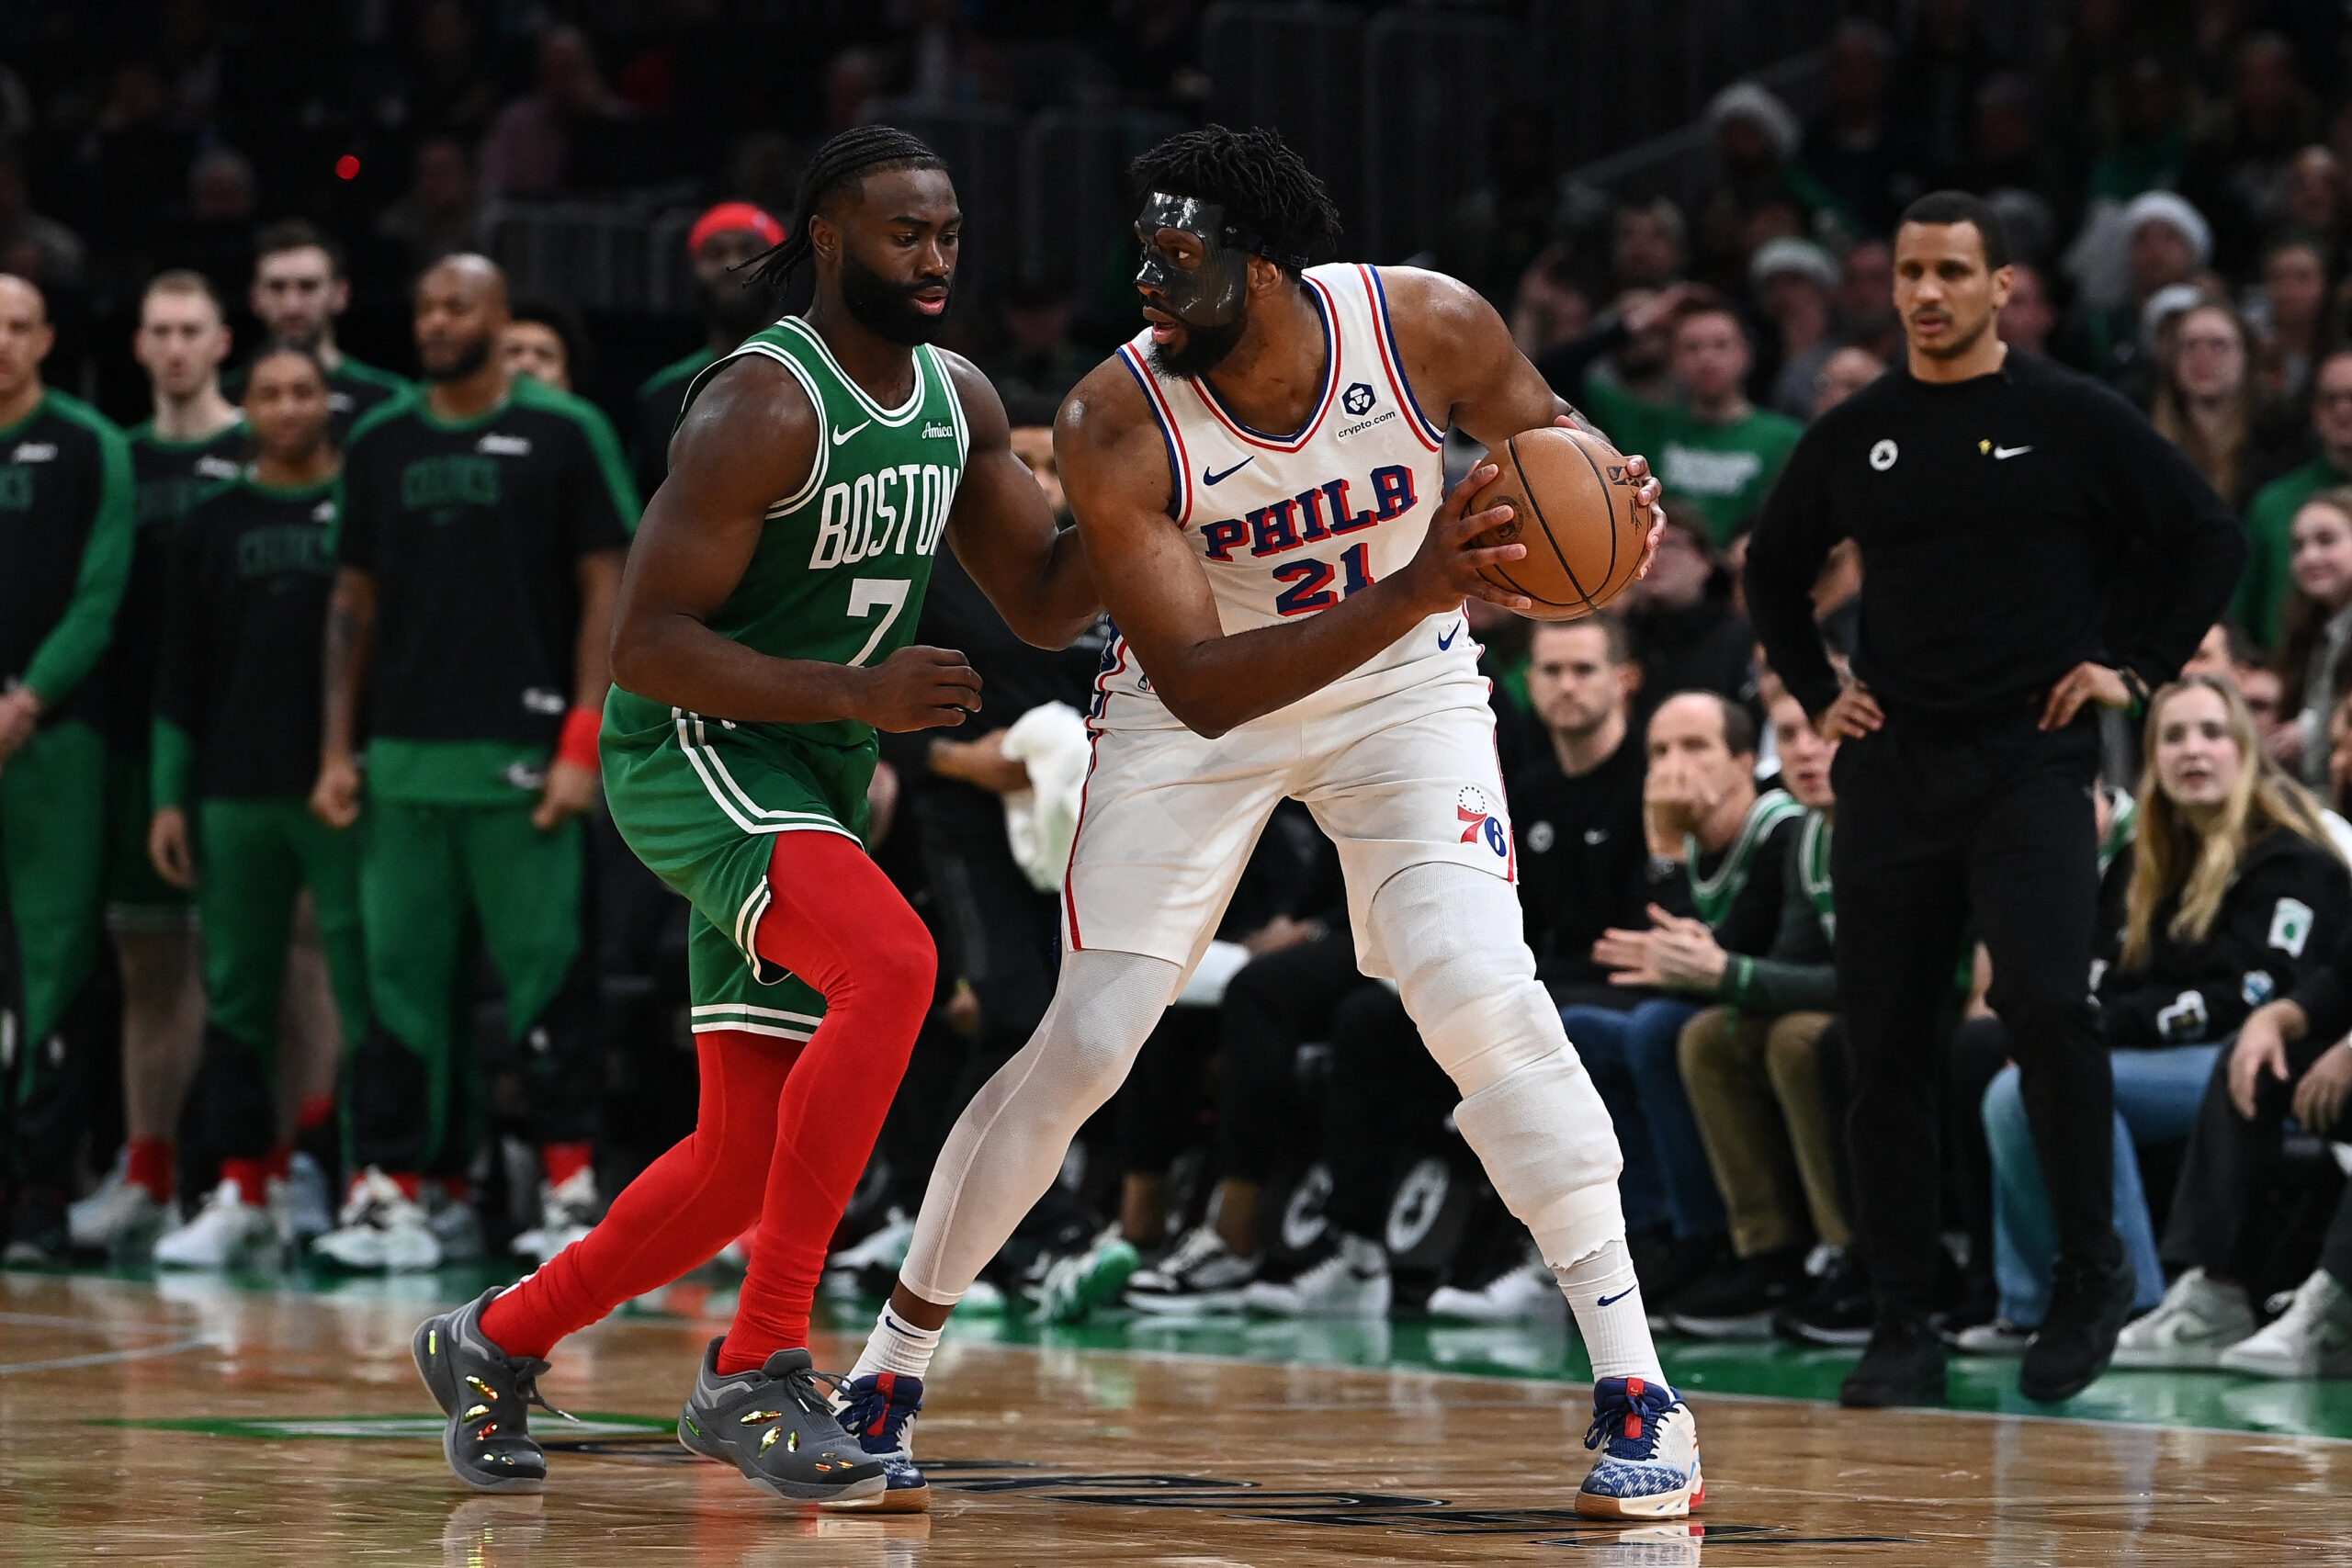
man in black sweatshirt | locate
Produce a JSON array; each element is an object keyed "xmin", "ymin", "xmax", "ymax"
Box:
[{"xmin": 1745, "ymin": 191, "xmax": 2244, "ymax": 1408}]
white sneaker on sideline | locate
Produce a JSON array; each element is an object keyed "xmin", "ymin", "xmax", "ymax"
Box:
[
  {"xmin": 1125, "ymin": 1226, "xmax": 1259, "ymax": 1315},
  {"xmin": 1428, "ymin": 1255, "xmax": 1567, "ymax": 1324},
  {"xmin": 509, "ymin": 1168, "xmax": 599, "ymax": 1266},
  {"xmin": 1952, "ymin": 1318, "xmax": 2036, "ymax": 1356},
  {"xmin": 1244, "ymin": 1233, "xmax": 1391, "ymax": 1318},
  {"xmin": 154, "ymin": 1179, "xmax": 277, "ymax": 1269},
  {"xmin": 829, "ymin": 1208, "xmax": 915, "ymax": 1274},
  {"xmin": 2218, "ymin": 1269, "xmax": 2352, "ymax": 1379},
  {"xmin": 2112, "ymin": 1267, "xmax": 2255, "ymax": 1369},
  {"xmin": 69, "ymin": 1151, "xmax": 169, "ymax": 1257},
  {"xmin": 311, "ymin": 1168, "xmax": 442, "ymax": 1271}
]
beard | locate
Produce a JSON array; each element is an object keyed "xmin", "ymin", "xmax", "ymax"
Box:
[
  {"xmin": 421, "ymin": 332, "xmax": 493, "ymax": 383},
  {"xmin": 841, "ymin": 252, "xmax": 949, "ymax": 346},
  {"xmin": 1914, "ymin": 306, "xmax": 1995, "ymax": 360},
  {"xmin": 1148, "ymin": 310, "xmax": 1248, "ymax": 378}
]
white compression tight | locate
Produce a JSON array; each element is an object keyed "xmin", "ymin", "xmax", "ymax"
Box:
[
  {"xmin": 897, "ymin": 860, "xmax": 1633, "ymax": 1306},
  {"xmin": 898, "ymin": 947, "xmax": 1182, "ymax": 1303}
]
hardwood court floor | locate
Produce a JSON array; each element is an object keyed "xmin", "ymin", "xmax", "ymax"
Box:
[{"xmin": 6, "ymin": 1270, "xmax": 2352, "ymax": 1565}]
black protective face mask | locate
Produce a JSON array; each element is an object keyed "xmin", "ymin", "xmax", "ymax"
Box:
[
  {"xmin": 1134, "ymin": 192, "xmax": 1252, "ymax": 329},
  {"xmin": 841, "ymin": 249, "xmax": 950, "ymax": 346}
]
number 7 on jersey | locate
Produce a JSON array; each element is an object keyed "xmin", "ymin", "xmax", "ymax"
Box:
[{"xmin": 847, "ymin": 578, "xmax": 910, "ymax": 666}]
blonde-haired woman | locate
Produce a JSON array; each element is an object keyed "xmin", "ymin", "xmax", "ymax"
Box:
[{"xmin": 1974, "ymin": 676, "xmax": 2350, "ymax": 1352}]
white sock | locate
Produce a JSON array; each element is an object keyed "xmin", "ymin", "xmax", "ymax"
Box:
[
  {"xmin": 848, "ymin": 1305, "xmax": 942, "ymax": 1384},
  {"xmin": 1554, "ymin": 1237, "xmax": 1668, "ymax": 1386}
]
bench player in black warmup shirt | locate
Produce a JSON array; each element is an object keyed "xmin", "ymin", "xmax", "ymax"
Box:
[
  {"xmin": 1746, "ymin": 192, "xmax": 2244, "ymax": 1407},
  {"xmin": 0, "ymin": 274, "xmax": 136, "ymax": 1263},
  {"xmin": 147, "ymin": 345, "xmax": 370, "ymax": 1266},
  {"xmin": 68, "ymin": 271, "xmax": 247, "ymax": 1258},
  {"xmin": 312, "ymin": 254, "xmax": 637, "ymax": 1270},
  {"xmin": 229, "ymin": 221, "xmax": 410, "ymax": 444}
]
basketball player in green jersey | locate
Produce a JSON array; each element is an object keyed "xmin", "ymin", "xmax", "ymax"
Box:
[{"xmin": 412, "ymin": 127, "xmax": 1096, "ymax": 1504}]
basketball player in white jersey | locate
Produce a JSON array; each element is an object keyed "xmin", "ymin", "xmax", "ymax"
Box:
[{"xmin": 834, "ymin": 126, "xmax": 1702, "ymax": 1520}]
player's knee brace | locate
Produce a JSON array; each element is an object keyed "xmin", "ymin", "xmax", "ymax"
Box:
[
  {"xmin": 1450, "ymin": 1046, "xmax": 1626, "ymax": 1269},
  {"xmin": 1373, "ymin": 862, "xmax": 1560, "ymax": 1099}
]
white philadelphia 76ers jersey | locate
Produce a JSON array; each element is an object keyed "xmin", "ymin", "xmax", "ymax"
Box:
[{"xmin": 1095, "ymin": 263, "xmax": 1469, "ymax": 729}]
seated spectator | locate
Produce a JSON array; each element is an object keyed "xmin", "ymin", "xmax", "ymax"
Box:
[
  {"xmin": 480, "ymin": 25, "xmax": 636, "ymax": 198},
  {"xmin": 1838, "ymin": 239, "xmax": 1900, "ymax": 364},
  {"xmin": 1798, "ymin": 19, "xmax": 1939, "ymax": 238},
  {"xmin": 1692, "ymin": 83, "xmax": 1819, "ymax": 295},
  {"xmin": 376, "ymin": 136, "xmax": 481, "ymax": 280},
  {"xmin": 1565, "ymin": 691, "xmax": 1805, "ymax": 1303},
  {"xmin": 0, "ymin": 146, "xmax": 85, "ymax": 288},
  {"xmin": 1611, "ymin": 197, "xmax": 1688, "ymax": 292},
  {"xmin": 2058, "ymin": 190, "xmax": 2211, "ymax": 396},
  {"xmin": 2237, "ymin": 348, "xmax": 2352, "ymax": 649},
  {"xmin": 978, "ymin": 272, "xmax": 1091, "ymax": 429},
  {"xmin": 2178, "ymin": 33, "xmax": 2320, "ymax": 279},
  {"xmin": 2110, "ymin": 682, "xmax": 2352, "ymax": 1374},
  {"xmin": 1536, "ymin": 282, "xmax": 1698, "ymax": 413},
  {"xmin": 1750, "ymin": 238, "xmax": 1842, "ymax": 420},
  {"xmin": 1811, "ymin": 345, "xmax": 1884, "ymax": 419},
  {"xmin": 1582, "ymin": 294, "xmax": 1804, "ymax": 546},
  {"xmin": 1668, "ymin": 687, "xmax": 1849, "ymax": 1340},
  {"xmin": 2254, "ymin": 238, "xmax": 2327, "ymax": 409},
  {"xmin": 1512, "ymin": 614, "xmax": 1651, "ymax": 1012},
  {"xmin": 1620, "ymin": 504, "xmax": 1755, "ymax": 723},
  {"xmin": 2271, "ymin": 489, "xmax": 2352, "ymax": 789},
  {"xmin": 1973, "ymin": 677, "xmax": 2348, "ymax": 1356},
  {"xmin": 1508, "ymin": 244, "xmax": 1590, "ymax": 361},
  {"xmin": 2148, "ymin": 302, "xmax": 2299, "ymax": 510}
]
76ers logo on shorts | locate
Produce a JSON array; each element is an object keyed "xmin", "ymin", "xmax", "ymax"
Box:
[{"xmin": 1455, "ymin": 785, "xmax": 1509, "ymax": 858}]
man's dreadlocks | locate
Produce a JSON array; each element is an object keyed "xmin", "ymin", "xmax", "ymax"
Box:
[
  {"xmin": 742, "ymin": 125, "xmax": 948, "ymax": 293},
  {"xmin": 1128, "ymin": 125, "xmax": 1343, "ymax": 274}
]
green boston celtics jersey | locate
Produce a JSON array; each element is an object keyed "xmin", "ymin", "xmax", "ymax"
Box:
[
  {"xmin": 610, "ymin": 317, "xmax": 968, "ymax": 750},
  {"xmin": 1799, "ymin": 810, "xmax": 1833, "ymax": 942},
  {"xmin": 1684, "ymin": 786, "xmax": 1804, "ymax": 930}
]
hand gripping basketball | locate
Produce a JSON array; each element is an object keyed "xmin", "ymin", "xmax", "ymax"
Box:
[{"xmin": 1397, "ymin": 460, "xmax": 1532, "ymax": 616}]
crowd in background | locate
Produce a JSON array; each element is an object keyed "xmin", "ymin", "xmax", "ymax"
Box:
[{"xmin": 16, "ymin": 0, "xmax": 2352, "ymax": 1389}]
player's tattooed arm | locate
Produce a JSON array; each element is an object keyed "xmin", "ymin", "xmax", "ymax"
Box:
[
  {"xmin": 1057, "ymin": 357, "xmax": 1525, "ymax": 740},
  {"xmin": 311, "ymin": 568, "xmax": 373, "ymax": 829},
  {"xmin": 616, "ymin": 355, "xmax": 978, "ymax": 731},
  {"xmin": 936, "ymin": 353, "xmax": 1099, "ymax": 649}
]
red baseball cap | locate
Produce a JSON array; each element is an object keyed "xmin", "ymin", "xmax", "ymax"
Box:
[{"xmin": 689, "ymin": 201, "xmax": 786, "ymax": 254}]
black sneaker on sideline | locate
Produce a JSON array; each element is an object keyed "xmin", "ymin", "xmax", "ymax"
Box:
[
  {"xmin": 1775, "ymin": 1247, "xmax": 1875, "ymax": 1348},
  {"xmin": 1838, "ymin": 1312, "xmax": 1948, "ymax": 1408},
  {"xmin": 2018, "ymin": 1247, "xmax": 2134, "ymax": 1404},
  {"xmin": 1628, "ymin": 1230, "xmax": 1731, "ymax": 1327},
  {"xmin": 3, "ymin": 1186, "xmax": 70, "ymax": 1267},
  {"xmin": 1665, "ymin": 1245, "xmax": 1809, "ymax": 1339}
]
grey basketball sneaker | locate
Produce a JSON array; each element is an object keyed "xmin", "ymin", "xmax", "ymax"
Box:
[
  {"xmin": 412, "ymin": 1286, "xmax": 571, "ymax": 1493},
  {"xmin": 677, "ymin": 1340, "xmax": 886, "ymax": 1503}
]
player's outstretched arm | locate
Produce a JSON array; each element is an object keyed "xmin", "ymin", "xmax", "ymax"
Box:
[
  {"xmin": 612, "ymin": 355, "xmax": 978, "ymax": 732},
  {"xmin": 1057, "ymin": 358, "xmax": 1527, "ymax": 740},
  {"xmin": 937, "ymin": 354, "xmax": 1099, "ymax": 649}
]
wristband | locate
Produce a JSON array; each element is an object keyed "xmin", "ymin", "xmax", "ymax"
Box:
[{"xmin": 557, "ymin": 706, "xmax": 602, "ymax": 772}]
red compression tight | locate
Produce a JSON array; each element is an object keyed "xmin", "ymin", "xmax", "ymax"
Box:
[{"xmin": 481, "ymin": 831, "xmax": 933, "ymax": 1367}]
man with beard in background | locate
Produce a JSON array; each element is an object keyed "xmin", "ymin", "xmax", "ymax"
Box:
[
  {"xmin": 309, "ymin": 254, "xmax": 637, "ymax": 1273},
  {"xmin": 632, "ymin": 203, "xmax": 787, "ymax": 498}
]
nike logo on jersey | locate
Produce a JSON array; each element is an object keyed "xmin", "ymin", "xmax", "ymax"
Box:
[
  {"xmin": 1437, "ymin": 621, "xmax": 1463, "ymax": 650},
  {"xmin": 1204, "ymin": 457, "xmax": 1254, "ymax": 485},
  {"xmin": 1991, "ymin": 444, "xmax": 2031, "ymax": 459},
  {"xmin": 832, "ymin": 421, "xmax": 871, "ymax": 446},
  {"xmin": 1597, "ymin": 1286, "xmax": 1637, "ymax": 1308}
]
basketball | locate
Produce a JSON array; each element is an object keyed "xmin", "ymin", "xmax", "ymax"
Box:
[{"xmin": 1466, "ymin": 425, "xmax": 1649, "ymax": 620}]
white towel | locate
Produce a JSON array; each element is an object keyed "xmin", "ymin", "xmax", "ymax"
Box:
[{"xmin": 998, "ymin": 701, "xmax": 1091, "ymax": 893}]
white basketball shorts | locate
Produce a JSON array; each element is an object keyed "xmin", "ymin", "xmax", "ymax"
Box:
[{"xmin": 1059, "ymin": 666, "xmax": 1514, "ymax": 982}]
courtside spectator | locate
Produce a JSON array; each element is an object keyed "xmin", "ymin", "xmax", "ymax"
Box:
[
  {"xmin": 1567, "ymin": 691, "xmax": 1804, "ymax": 1304},
  {"xmin": 2273, "ymin": 489, "xmax": 2352, "ymax": 788},
  {"xmin": 2237, "ymin": 349, "xmax": 2352, "ymax": 649},
  {"xmin": 1668, "ymin": 688, "xmax": 1848, "ymax": 1340}
]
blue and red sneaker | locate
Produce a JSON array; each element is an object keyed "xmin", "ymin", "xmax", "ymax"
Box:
[
  {"xmin": 823, "ymin": 1371, "xmax": 929, "ymax": 1513},
  {"xmin": 1575, "ymin": 1375, "xmax": 1702, "ymax": 1519}
]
